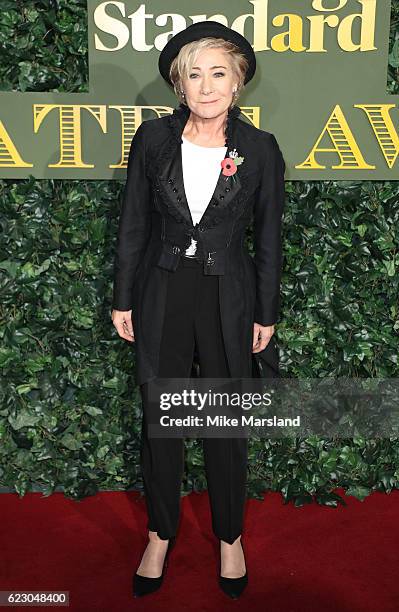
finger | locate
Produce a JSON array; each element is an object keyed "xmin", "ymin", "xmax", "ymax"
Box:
[
  {"xmin": 124, "ymin": 326, "xmax": 135, "ymax": 341},
  {"xmin": 114, "ymin": 322, "xmax": 134, "ymax": 342},
  {"xmin": 123, "ymin": 318, "xmax": 134, "ymax": 340},
  {"xmin": 253, "ymin": 334, "xmax": 272, "ymax": 353},
  {"xmin": 261, "ymin": 335, "xmax": 272, "ymax": 349},
  {"xmin": 252, "ymin": 325, "xmax": 260, "ymax": 350}
]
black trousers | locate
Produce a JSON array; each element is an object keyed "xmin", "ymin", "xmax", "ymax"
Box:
[{"xmin": 139, "ymin": 256, "xmax": 248, "ymax": 545}]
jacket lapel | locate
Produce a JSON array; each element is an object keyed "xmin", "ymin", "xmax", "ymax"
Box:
[
  {"xmin": 159, "ymin": 140, "xmax": 243, "ymax": 228},
  {"xmin": 157, "ymin": 103, "xmax": 244, "ymax": 229}
]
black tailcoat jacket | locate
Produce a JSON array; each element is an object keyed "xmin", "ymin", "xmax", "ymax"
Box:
[{"xmin": 112, "ymin": 102, "xmax": 286, "ymax": 387}]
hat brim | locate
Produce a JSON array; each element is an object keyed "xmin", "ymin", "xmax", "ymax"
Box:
[{"xmin": 158, "ymin": 20, "xmax": 256, "ymax": 87}]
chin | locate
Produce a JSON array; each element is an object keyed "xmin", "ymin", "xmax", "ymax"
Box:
[{"xmin": 197, "ymin": 102, "xmax": 228, "ymax": 114}]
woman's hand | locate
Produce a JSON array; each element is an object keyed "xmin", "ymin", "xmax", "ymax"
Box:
[
  {"xmin": 112, "ymin": 309, "xmax": 135, "ymax": 342},
  {"xmin": 252, "ymin": 323, "xmax": 274, "ymax": 353}
]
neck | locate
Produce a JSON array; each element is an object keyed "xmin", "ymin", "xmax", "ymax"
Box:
[
  {"xmin": 171, "ymin": 102, "xmax": 241, "ymax": 148},
  {"xmin": 183, "ymin": 110, "xmax": 228, "ymax": 145}
]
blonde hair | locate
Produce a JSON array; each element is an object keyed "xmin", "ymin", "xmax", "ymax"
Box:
[{"xmin": 169, "ymin": 37, "xmax": 249, "ymax": 109}]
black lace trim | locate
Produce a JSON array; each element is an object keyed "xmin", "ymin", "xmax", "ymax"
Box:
[{"xmin": 197, "ymin": 104, "xmax": 250, "ymax": 231}]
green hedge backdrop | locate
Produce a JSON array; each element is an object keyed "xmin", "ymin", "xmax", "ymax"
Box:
[{"xmin": 0, "ymin": 0, "xmax": 398, "ymax": 507}]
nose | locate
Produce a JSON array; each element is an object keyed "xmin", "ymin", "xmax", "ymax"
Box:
[{"xmin": 201, "ymin": 75, "xmax": 213, "ymax": 94}]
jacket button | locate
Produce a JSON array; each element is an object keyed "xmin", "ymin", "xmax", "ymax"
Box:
[
  {"xmin": 177, "ymin": 196, "xmax": 181, "ymax": 202},
  {"xmin": 219, "ymin": 195, "xmax": 224, "ymax": 200},
  {"xmin": 168, "ymin": 178, "xmax": 174, "ymax": 184},
  {"xmin": 225, "ymin": 187, "xmax": 230, "ymax": 192},
  {"xmin": 172, "ymin": 187, "xmax": 178, "ymax": 193}
]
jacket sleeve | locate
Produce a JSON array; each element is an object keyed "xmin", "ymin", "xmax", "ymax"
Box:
[
  {"xmin": 253, "ymin": 132, "xmax": 286, "ymax": 327},
  {"xmin": 112, "ymin": 122, "xmax": 151, "ymax": 311}
]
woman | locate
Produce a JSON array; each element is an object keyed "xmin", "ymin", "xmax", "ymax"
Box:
[{"xmin": 111, "ymin": 21, "xmax": 286, "ymax": 599}]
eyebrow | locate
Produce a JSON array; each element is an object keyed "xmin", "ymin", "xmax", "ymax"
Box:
[{"xmin": 191, "ymin": 65, "xmax": 227, "ymax": 70}]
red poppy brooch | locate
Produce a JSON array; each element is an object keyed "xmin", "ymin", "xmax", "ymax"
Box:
[{"xmin": 221, "ymin": 148, "xmax": 244, "ymax": 181}]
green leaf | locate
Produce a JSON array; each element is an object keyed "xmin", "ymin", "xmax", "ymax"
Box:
[
  {"xmin": 344, "ymin": 486, "xmax": 370, "ymax": 501},
  {"xmin": 8, "ymin": 411, "xmax": 41, "ymax": 430},
  {"xmin": 60, "ymin": 434, "xmax": 83, "ymax": 451},
  {"xmin": 84, "ymin": 405, "xmax": 103, "ymax": 416}
]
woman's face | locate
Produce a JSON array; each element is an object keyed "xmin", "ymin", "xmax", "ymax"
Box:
[{"xmin": 181, "ymin": 47, "xmax": 238, "ymax": 119}]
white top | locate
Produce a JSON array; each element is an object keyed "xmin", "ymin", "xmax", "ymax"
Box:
[{"xmin": 181, "ymin": 135, "xmax": 227, "ymax": 256}]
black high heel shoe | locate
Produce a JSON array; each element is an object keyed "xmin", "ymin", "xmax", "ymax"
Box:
[
  {"xmin": 218, "ymin": 538, "xmax": 248, "ymax": 599},
  {"xmin": 132, "ymin": 535, "xmax": 176, "ymax": 598}
]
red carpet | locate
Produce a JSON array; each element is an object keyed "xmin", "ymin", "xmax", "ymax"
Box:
[{"xmin": 1, "ymin": 487, "xmax": 398, "ymax": 611}]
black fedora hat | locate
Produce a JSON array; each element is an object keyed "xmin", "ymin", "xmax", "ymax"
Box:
[{"xmin": 158, "ymin": 21, "xmax": 256, "ymax": 87}]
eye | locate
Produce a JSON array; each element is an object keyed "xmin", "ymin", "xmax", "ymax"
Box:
[{"xmin": 214, "ymin": 72, "xmax": 225, "ymax": 77}]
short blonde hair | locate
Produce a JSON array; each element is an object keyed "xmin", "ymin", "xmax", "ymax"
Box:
[{"xmin": 169, "ymin": 37, "xmax": 249, "ymax": 109}]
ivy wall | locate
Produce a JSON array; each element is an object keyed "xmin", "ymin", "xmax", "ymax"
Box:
[{"xmin": 0, "ymin": 0, "xmax": 398, "ymax": 506}]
